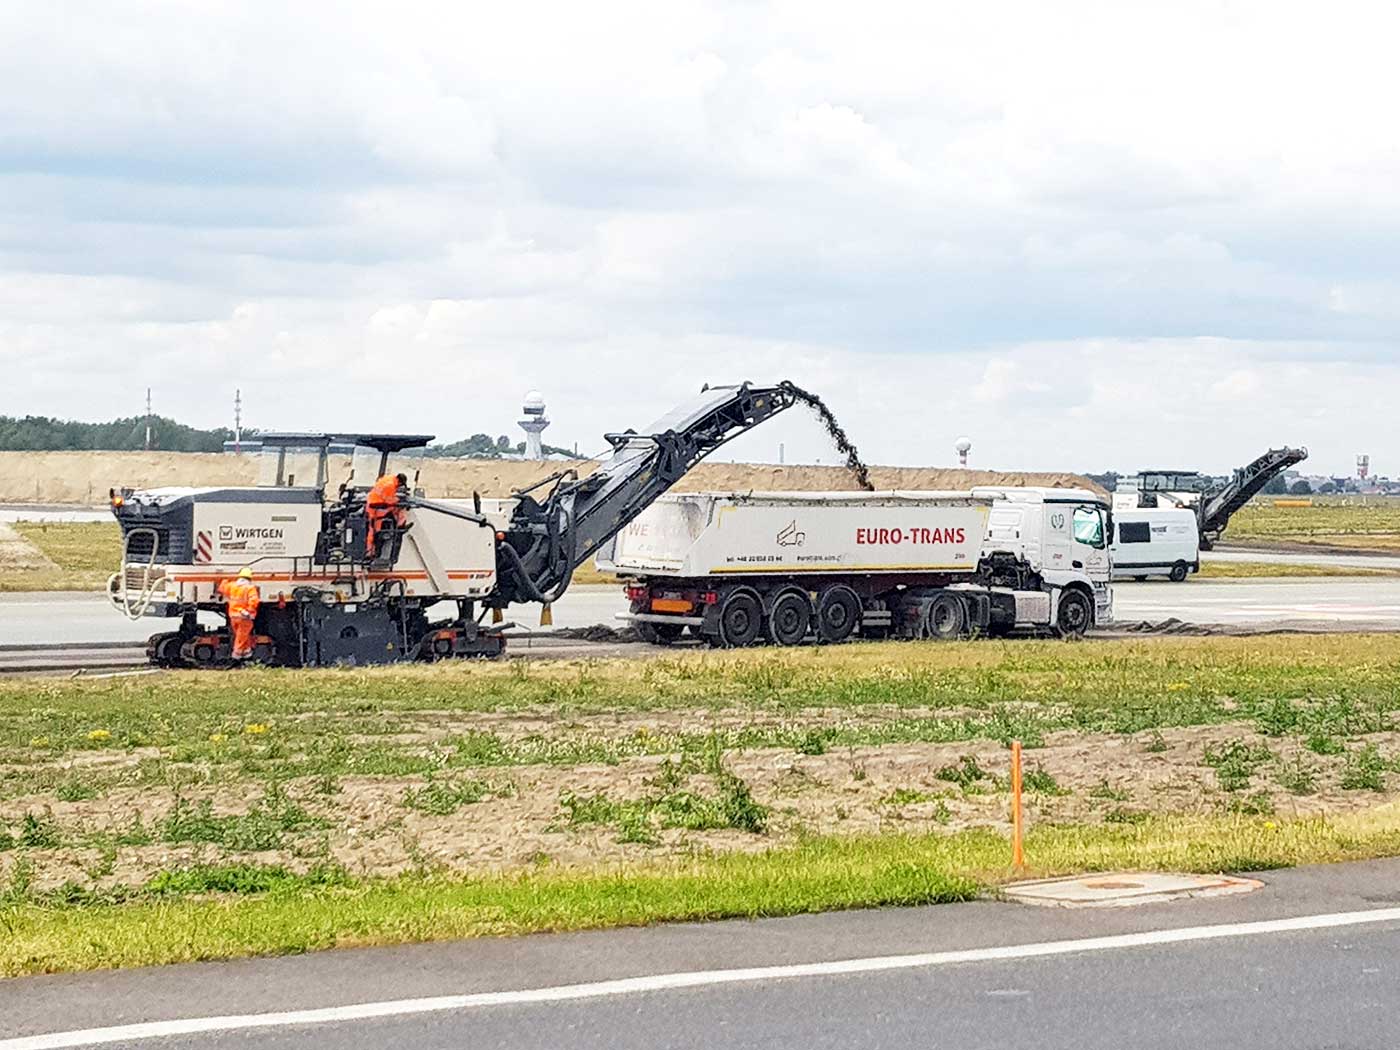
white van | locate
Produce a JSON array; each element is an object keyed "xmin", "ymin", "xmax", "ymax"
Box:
[{"xmin": 1111, "ymin": 508, "xmax": 1200, "ymax": 582}]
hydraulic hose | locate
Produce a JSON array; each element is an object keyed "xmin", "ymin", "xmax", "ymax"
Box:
[
  {"xmin": 110, "ymin": 526, "xmax": 160, "ymax": 620},
  {"xmin": 497, "ymin": 502, "xmax": 577, "ymax": 605}
]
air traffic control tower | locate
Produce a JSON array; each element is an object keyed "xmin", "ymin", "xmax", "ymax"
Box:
[{"xmin": 519, "ymin": 390, "xmax": 549, "ymax": 460}]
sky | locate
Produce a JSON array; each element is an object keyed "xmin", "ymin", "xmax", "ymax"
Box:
[{"xmin": 3, "ymin": 0, "xmax": 1398, "ymax": 476}]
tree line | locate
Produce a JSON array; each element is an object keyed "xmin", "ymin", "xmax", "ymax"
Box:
[
  {"xmin": 0, "ymin": 416, "xmax": 579, "ymax": 459},
  {"xmin": 0, "ymin": 414, "xmax": 239, "ymax": 452}
]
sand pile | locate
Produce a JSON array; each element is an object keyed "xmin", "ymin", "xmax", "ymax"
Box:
[
  {"xmin": 0, "ymin": 523, "xmax": 56, "ymax": 570},
  {"xmin": 0, "ymin": 450, "xmax": 1101, "ymax": 505}
]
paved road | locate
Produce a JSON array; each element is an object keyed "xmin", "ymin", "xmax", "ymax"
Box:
[
  {"xmin": 5, "ymin": 859, "xmax": 1400, "ymax": 1049},
  {"xmin": 0, "ymin": 505, "xmax": 109, "ymax": 523},
  {"xmin": 7, "ymin": 576, "xmax": 1400, "ymax": 646},
  {"xmin": 1114, "ymin": 576, "xmax": 1400, "ymax": 627},
  {"xmin": 1208, "ymin": 546, "xmax": 1400, "ymax": 570}
]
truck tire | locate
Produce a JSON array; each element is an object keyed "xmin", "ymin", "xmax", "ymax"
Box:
[
  {"xmin": 925, "ymin": 593, "xmax": 967, "ymax": 640},
  {"xmin": 816, "ymin": 585, "xmax": 861, "ymax": 644},
  {"xmin": 766, "ymin": 589, "xmax": 811, "ymax": 646},
  {"xmin": 717, "ymin": 590, "xmax": 762, "ymax": 648},
  {"xmin": 637, "ymin": 621, "xmax": 684, "ymax": 645},
  {"xmin": 1169, "ymin": 561, "xmax": 1189, "ymax": 582},
  {"xmin": 1055, "ymin": 589, "xmax": 1093, "ymax": 639}
]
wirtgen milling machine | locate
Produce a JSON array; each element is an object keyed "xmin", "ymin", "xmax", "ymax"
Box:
[{"xmin": 108, "ymin": 383, "xmax": 800, "ymax": 667}]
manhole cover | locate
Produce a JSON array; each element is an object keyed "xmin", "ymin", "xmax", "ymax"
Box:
[{"xmin": 1004, "ymin": 871, "xmax": 1263, "ymax": 908}]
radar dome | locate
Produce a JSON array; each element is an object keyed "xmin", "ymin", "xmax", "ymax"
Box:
[
  {"xmin": 522, "ymin": 390, "xmax": 546, "ymax": 415},
  {"xmin": 954, "ymin": 436, "xmax": 972, "ymax": 453}
]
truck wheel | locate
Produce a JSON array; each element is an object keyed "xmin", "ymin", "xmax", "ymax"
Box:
[
  {"xmin": 1055, "ymin": 589, "xmax": 1093, "ymax": 639},
  {"xmin": 717, "ymin": 591, "xmax": 762, "ymax": 648},
  {"xmin": 766, "ymin": 589, "xmax": 811, "ymax": 646},
  {"xmin": 636, "ymin": 622, "xmax": 684, "ymax": 645},
  {"xmin": 1169, "ymin": 562, "xmax": 1189, "ymax": 582},
  {"xmin": 816, "ymin": 586, "xmax": 861, "ymax": 643},
  {"xmin": 925, "ymin": 593, "xmax": 967, "ymax": 640}
]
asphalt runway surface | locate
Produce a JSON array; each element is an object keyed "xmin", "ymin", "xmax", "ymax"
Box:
[
  {"xmin": 5, "ymin": 859, "xmax": 1400, "ymax": 1049},
  {"xmin": 6, "ymin": 574, "xmax": 1400, "ymax": 648}
]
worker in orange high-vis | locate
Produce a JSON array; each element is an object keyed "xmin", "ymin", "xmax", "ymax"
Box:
[
  {"xmin": 366, "ymin": 472, "xmax": 409, "ymax": 556},
  {"xmin": 218, "ymin": 567, "xmax": 261, "ymax": 661}
]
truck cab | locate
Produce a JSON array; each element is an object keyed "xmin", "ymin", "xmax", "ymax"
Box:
[{"xmin": 973, "ymin": 486, "xmax": 1113, "ymax": 629}]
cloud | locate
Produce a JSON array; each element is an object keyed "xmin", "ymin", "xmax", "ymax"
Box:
[{"xmin": 2, "ymin": 0, "xmax": 1399, "ymax": 477}]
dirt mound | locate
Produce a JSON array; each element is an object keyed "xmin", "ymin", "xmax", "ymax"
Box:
[
  {"xmin": 0, "ymin": 450, "xmax": 1102, "ymax": 504},
  {"xmin": 0, "ymin": 523, "xmax": 56, "ymax": 570}
]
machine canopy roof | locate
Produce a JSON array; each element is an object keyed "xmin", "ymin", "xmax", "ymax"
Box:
[{"xmin": 257, "ymin": 432, "xmax": 436, "ymax": 453}]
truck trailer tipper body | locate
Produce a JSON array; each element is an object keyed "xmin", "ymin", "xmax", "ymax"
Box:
[{"xmin": 595, "ymin": 487, "xmax": 1113, "ymax": 646}]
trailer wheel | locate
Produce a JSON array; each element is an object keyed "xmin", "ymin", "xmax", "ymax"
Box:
[
  {"xmin": 766, "ymin": 589, "xmax": 811, "ymax": 646},
  {"xmin": 1055, "ymin": 589, "xmax": 1093, "ymax": 639},
  {"xmin": 816, "ymin": 586, "xmax": 861, "ymax": 644},
  {"xmin": 1169, "ymin": 561, "xmax": 1189, "ymax": 582},
  {"xmin": 717, "ymin": 591, "xmax": 762, "ymax": 648},
  {"xmin": 925, "ymin": 593, "xmax": 967, "ymax": 640}
]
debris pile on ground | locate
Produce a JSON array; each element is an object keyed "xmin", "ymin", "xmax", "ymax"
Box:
[{"xmin": 538, "ymin": 624, "xmax": 640, "ymax": 643}]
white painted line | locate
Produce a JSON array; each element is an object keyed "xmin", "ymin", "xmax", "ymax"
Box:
[{"xmin": 5, "ymin": 906, "xmax": 1400, "ymax": 1049}]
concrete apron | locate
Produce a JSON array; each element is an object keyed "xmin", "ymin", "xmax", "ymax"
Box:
[{"xmin": 1004, "ymin": 872, "xmax": 1264, "ymax": 908}]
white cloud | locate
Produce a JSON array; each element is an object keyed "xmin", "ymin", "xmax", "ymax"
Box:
[{"xmin": 2, "ymin": 0, "xmax": 1399, "ymax": 477}]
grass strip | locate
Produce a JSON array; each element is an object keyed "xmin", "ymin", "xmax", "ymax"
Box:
[
  {"xmin": 1, "ymin": 522, "xmax": 123, "ymax": 592},
  {"xmin": 4, "ymin": 806, "xmax": 1400, "ymax": 977},
  {"xmin": 1197, "ymin": 561, "xmax": 1400, "ymax": 579}
]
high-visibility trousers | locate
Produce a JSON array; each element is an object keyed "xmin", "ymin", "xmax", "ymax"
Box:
[{"xmin": 231, "ymin": 613, "xmax": 256, "ymax": 658}]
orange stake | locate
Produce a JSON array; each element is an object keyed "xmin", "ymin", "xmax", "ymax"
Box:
[{"xmin": 1010, "ymin": 739, "xmax": 1025, "ymax": 869}]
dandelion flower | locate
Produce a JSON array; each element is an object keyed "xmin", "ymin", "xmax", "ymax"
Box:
[
  {"xmin": 244, "ymin": 723, "xmax": 268, "ymax": 736},
  {"xmin": 86, "ymin": 729, "xmax": 112, "ymax": 742},
  {"xmin": 209, "ymin": 733, "xmax": 227, "ymax": 745},
  {"xmin": 29, "ymin": 736, "xmax": 50, "ymax": 748}
]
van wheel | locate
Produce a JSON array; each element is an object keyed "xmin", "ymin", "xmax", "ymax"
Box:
[
  {"xmin": 1055, "ymin": 590, "xmax": 1093, "ymax": 639},
  {"xmin": 766, "ymin": 589, "xmax": 811, "ymax": 646},
  {"xmin": 1169, "ymin": 562, "xmax": 1189, "ymax": 582},
  {"xmin": 925, "ymin": 593, "xmax": 967, "ymax": 640},
  {"xmin": 717, "ymin": 591, "xmax": 762, "ymax": 648},
  {"xmin": 816, "ymin": 586, "xmax": 861, "ymax": 643}
]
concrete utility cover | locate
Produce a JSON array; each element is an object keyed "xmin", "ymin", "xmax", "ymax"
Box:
[{"xmin": 1005, "ymin": 872, "xmax": 1263, "ymax": 908}]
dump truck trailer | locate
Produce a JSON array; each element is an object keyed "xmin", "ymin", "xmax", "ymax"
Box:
[{"xmin": 595, "ymin": 487, "xmax": 1113, "ymax": 646}]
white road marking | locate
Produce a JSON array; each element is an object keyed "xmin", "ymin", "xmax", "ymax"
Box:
[{"xmin": 6, "ymin": 906, "xmax": 1400, "ymax": 1049}]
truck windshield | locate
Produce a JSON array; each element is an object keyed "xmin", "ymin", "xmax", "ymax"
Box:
[{"xmin": 1072, "ymin": 506, "xmax": 1106, "ymax": 548}]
